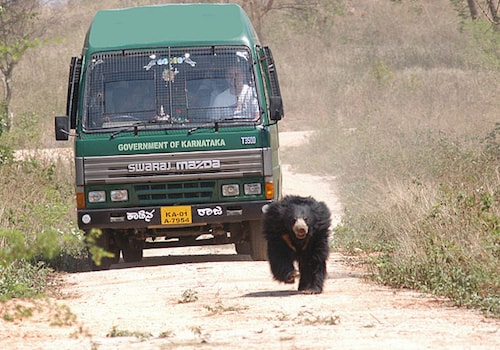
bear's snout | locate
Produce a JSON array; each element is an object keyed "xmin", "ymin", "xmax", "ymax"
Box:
[{"xmin": 293, "ymin": 218, "xmax": 308, "ymax": 239}]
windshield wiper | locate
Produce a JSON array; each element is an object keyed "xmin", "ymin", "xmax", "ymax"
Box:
[
  {"xmin": 187, "ymin": 120, "xmax": 220, "ymax": 136},
  {"xmin": 187, "ymin": 118, "xmax": 258, "ymax": 135},
  {"xmin": 108, "ymin": 119, "xmax": 171, "ymax": 139}
]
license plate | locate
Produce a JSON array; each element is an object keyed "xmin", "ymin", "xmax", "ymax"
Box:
[{"xmin": 160, "ymin": 206, "xmax": 192, "ymax": 225}]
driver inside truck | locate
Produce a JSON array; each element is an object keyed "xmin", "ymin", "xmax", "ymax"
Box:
[{"xmin": 211, "ymin": 64, "xmax": 259, "ymax": 121}]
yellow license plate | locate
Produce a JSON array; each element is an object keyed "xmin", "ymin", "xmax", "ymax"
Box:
[{"xmin": 160, "ymin": 206, "xmax": 192, "ymax": 225}]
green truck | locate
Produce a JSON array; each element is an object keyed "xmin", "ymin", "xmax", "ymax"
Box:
[{"xmin": 55, "ymin": 4, "xmax": 284, "ymax": 269}]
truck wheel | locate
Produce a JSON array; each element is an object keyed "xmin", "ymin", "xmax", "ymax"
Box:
[
  {"xmin": 230, "ymin": 223, "xmax": 251, "ymax": 255},
  {"xmin": 122, "ymin": 240, "xmax": 144, "ymax": 263},
  {"xmin": 87, "ymin": 229, "xmax": 120, "ymax": 271},
  {"xmin": 235, "ymin": 242, "xmax": 251, "ymax": 255},
  {"xmin": 110, "ymin": 247, "xmax": 121, "ymax": 265},
  {"xmin": 249, "ymin": 220, "xmax": 268, "ymax": 261}
]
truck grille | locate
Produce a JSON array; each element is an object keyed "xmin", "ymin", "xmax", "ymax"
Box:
[
  {"xmin": 79, "ymin": 149, "xmax": 265, "ymax": 185},
  {"xmin": 135, "ymin": 180, "xmax": 216, "ymax": 205}
]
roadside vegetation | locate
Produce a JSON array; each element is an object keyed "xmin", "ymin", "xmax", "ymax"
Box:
[
  {"xmin": 277, "ymin": 1, "xmax": 499, "ymax": 315},
  {"xmin": 0, "ymin": 139, "xmax": 85, "ymax": 299},
  {"xmin": 0, "ymin": 0, "xmax": 498, "ymax": 317}
]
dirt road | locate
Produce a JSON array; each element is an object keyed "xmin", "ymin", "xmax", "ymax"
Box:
[{"xmin": 2, "ymin": 131, "xmax": 499, "ymax": 349}]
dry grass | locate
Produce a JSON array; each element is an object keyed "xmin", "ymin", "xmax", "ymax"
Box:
[
  {"xmin": 0, "ymin": 0, "xmax": 498, "ymax": 313},
  {"xmin": 272, "ymin": 0, "xmax": 499, "ymax": 314}
]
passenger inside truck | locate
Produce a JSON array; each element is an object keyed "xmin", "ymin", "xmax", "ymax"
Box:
[
  {"xmin": 102, "ymin": 80, "xmax": 155, "ymax": 126},
  {"xmin": 115, "ymin": 81, "xmax": 155, "ymax": 114}
]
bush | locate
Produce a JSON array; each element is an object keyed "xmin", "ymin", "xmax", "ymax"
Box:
[
  {"xmin": 0, "ymin": 154, "xmax": 85, "ymax": 299},
  {"xmin": 0, "ymin": 260, "xmax": 50, "ymax": 301},
  {"xmin": 0, "ymin": 99, "xmax": 7, "ymax": 137},
  {"xmin": 327, "ymin": 122, "xmax": 500, "ymax": 316},
  {"xmin": 0, "ymin": 145, "xmax": 13, "ymax": 165},
  {"xmin": 279, "ymin": 1, "xmax": 499, "ymax": 316}
]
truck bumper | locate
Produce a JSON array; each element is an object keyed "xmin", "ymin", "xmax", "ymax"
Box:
[{"xmin": 77, "ymin": 200, "xmax": 272, "ymax": 230}]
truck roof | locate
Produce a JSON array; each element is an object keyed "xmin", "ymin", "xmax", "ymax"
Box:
[{"xmin": 84, "ymin": 4, "xmax": 259, "ymax": 54}]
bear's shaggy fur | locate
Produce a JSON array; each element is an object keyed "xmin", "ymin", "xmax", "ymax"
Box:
[{"xmin": 262, "ymin": 195, "xmax": 331, "ymax": 294}]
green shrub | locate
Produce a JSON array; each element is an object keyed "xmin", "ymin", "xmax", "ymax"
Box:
[
  {"xmin": 0, "ymin": 153, "xmax": 86, "ymax": 298},
  {"xmin": 0, "ymin": 145, "xmax": 13, "ymax": 165},
  {"xmin": 0, "ymin": 260, "xmax": 50, "ymax": 301},
  {"xmin": 460, "ymin": 20, "xmax": 500, "ymax": 69},
  {"xmin": 0, "ymin": 100, "xmax": 7, "ymax": 137},
  {"xmin": 328, "ymin": 126, "xmax": 500, "ymax": 316},
  {"xmin": 0, "ymin": 229, "xmax": 61, "ymax": 265}
]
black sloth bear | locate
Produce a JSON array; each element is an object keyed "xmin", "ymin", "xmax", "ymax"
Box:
[{"xmin": 262, "ymin": 195, "xmax": 331, "ymax": 294}]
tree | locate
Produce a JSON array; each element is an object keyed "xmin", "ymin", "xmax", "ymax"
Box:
[
  {"xmin": 241, "ymin": 0, "xmax": 343, "ymax": 39},
  {"xmin": 467, "ymin": 0, "xmax": 480, "ymax": 19},
  {"xmin": 452, "ymin": 0, "xmax": 499, "ymax": 26},
  {"xmin": 0, "ymin": 0, "xmax": 44, "ymax": 131},
  {"xmin": 485, "ymin": 0, "xmax": 499, "ymax": 26}
]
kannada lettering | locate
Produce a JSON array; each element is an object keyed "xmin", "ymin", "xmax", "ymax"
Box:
[
  {"xmin": 196, "ymin": 206, "xmax": 223, "ymax": 217},
  {"xmin": 126, "ymin": 209, "xmax": 156, "ymax": 223}
]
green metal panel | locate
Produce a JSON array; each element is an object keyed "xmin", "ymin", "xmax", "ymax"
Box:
[
  {"xmin": 84, "ymin": 4, "xmax": 259, "ymax": 55},
  {"xmin": 75, "ymin": 127, "xmax": 269, "ymax": 157}
]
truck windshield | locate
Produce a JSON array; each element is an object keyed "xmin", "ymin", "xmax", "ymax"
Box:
[{"xmin": 82, "ymin": 46, "xmax": 261, "ymax": 131}]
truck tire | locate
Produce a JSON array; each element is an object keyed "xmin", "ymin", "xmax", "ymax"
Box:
[
  {"xmin": 87, "ymin": 229, "xmax": 120, "ymax": 271},
  {"xmin": 235, "ymin": 242, "xmax": 251, "ymax": 255},
  {"xmin": 122, "ymin": 240, "xmax": 144, "ymax": 263},
  {"xmin": 230, "ymin": 223, "xmax": 251, "ymax": 255},
  {"xmin": 111, "ymin": 249, "xmax": 121, "ymax": 264},
  {"xmin": 249, "ymin": 220, "xmax": 268, "ymax": 261}
]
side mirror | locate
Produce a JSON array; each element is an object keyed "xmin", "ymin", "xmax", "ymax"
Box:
[
  {"xmin": 55, "ymin": 115, "xmax": 69, "ymax": 141},
  {"xmin": 269, "ymin": 96, "xmax": 284, "ymax": 121}
]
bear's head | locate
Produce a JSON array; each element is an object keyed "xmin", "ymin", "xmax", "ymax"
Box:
[
  {"xmin": 264, "ymin": 195, "xmax": 331, "ymax": 243},
  {"xmin": 283, "ymin": 200, "xmax": 314, "ymax": 240}
]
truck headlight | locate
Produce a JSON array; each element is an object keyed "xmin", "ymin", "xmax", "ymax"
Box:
[
  {"xmin": 222, "ymin": 184, "xmax": 239, "ymax": 197},
  {"xmin": 110, "ymin": 189, "xmax": 128, "ymax": 202},
  {"xmin": 88, "ymin": 190, "xmax": 106, "ymax": 203},
  {"xmin": 244, "ymin": 183, "xmax": 261, "ymax": 195}
]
